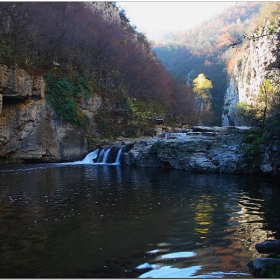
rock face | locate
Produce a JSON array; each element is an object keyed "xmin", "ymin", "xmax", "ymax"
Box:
[
  {"xmin": 121, "ymin": 126, "xmax": 280, "ymax": 175},
  {"xmin": 122, "ymin": 137, "xmax": 240, "ymax": 173},
  {"xmin": 0, "ymin": 65, "xmax": 102, "ymax": 163},
  {"xmin": 86, "ymin": 2, "xmax": 121, "ymax": 25},
  {"xmin": 0, "ymin": 2, "xmax": 125, "ymax": 163},
  {"xmin": 0, "ymin": 64, "xmax": 45, "ymax": 112},
  {"xmin": 1, "ymin": 66, "xmax": 280, "ymax": 177},
  {"xmin": 222, "ymin": 23, "xmax": 280, "ymax": 126}
]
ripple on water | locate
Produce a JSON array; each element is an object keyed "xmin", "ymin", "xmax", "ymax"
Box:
[
  {"xmin": 0, "ymin": 164, "xmax": 279, "ymax": 277},
  {"xmin": 138, "ymin": 265, "xmax": 202, "ymax": 278}
]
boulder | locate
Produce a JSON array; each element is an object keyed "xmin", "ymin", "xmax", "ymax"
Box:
[
  {"xmin": 255, "ymin": 239, "xmax": 280, "ymax": 254},
  {"xmin": 247, "ymin": 258, "xmax": 280, "ymax": 278}
]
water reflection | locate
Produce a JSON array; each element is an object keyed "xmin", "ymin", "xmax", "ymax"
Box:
[
  {"xmin": 234, "ymin": 193, "xmax": 273, "ymax": 258},
  {"xmin": 0, "ymin": 164, "xmax": 279, "ymax": 277},
  {"xmin": 193, "ymin": 194, "xmax": 214, "ymax": 238},
  {"xmin": 138, "ymin": 265, "xmax": 202, "ymax": 278}
]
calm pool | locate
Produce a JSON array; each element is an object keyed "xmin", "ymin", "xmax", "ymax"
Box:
[{"xmin": 0, "ymin": 163, "xmax": 279, "ymax": 277}]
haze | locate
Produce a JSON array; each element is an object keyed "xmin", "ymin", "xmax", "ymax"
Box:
[{"xmin": 117, "ymin": 1, "xmax": 237, "ymax": 40}]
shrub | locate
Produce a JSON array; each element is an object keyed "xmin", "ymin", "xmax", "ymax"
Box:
[
  {"xmin": 241, "ymin": 128, "xmax": 269, "ymax": 163},
  {"xmin": 96, "ymin": 117, "xmax": 120, "ymax": 138},
  {"xmin": 44, "ymin": 73, "xmax": 91, "ymax": 127}
]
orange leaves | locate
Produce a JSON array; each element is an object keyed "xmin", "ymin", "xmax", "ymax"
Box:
[
  {"xmin": 226, "ymin": 48, "xmax": 245, "ymax": 73},
  {"xmin": 217, "ymin": 32, "xmax": 234, "ymax": 48}
]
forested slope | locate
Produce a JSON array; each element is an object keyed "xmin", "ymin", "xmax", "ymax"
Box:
[
  {"xmin": 0, "ymin": 2, "xmax": 211, "ymax": 134},
  {"xmin": 0, "ymin": 3, "xmax": 157, "ymax": 125},
  {"xmin": 153, "ymin": 2, "xmax": 263, "ymax": 125}
]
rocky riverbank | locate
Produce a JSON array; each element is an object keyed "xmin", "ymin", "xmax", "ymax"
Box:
[
  {"xmin": 117, "ymin": 126, "xmax": 280, "ymax": 175},
  {"xmin": 247, "ymin": 239, "xmax": 280, "ymax": 278}
]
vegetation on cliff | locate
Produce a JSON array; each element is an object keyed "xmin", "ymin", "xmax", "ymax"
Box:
[
  {"xmin": 44, "ymin": 73, "xmax": 92, "ymax": 127},
  {"xmin": 0, "ymin": 1, "xmax": 208, "ymax": 136},
  {"xmin": 224, "ymin": 2, "xmax": 280, "ymax": 176},
  {"xmin": 152, "ymin": 1, "xmax": 280, "ymax": 147},
  {"xmin": 233, "ymin": 3, "xmax": 280, "ymax": 139},
  {"xmin": 153, "ymin": 2, "xmax": 263, "ymax": 124},
  {"xmin": 1, "ymin": 2, "xmax": 280, "ymax": 141}
]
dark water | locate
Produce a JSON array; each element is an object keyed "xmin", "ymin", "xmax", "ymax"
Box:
[{"xmin": 0, "ymin": 163, "xmax": 280, "ymax": 278}]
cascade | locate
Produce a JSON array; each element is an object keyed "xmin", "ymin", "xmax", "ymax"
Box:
[
  {"xmin": 97, "ymin": 147, "xmax": 111, "ymax": 163},
  {"xmin": 164, "ymin": 132, "xmax": 187, "ymax": 138},
  {"xmin": 115, "ymin": 148, "xmax": 122, "ymax": 164},
  {"xmin": 80, "ymin": 149, "xmax": 99, "ymax": 163},
  {"xmin": 74, "ymin": 146, "xmax": 123, "ymax": 165}
]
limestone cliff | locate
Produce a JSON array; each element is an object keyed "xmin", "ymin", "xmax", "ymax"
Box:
[
  {"xmin": 86, "ymin": 2, "xmax": 121, "ymax": 25},
  {"xmin": 0, "ymin": 65, "xmax": 102, "ymax": 163},
  {"xmin": 222, "ymin": 23, "xmax": 280, "ymax": 126},
  {"xmin": 0, "ymin": 2, "xmax": 121, "ymax": 163}
]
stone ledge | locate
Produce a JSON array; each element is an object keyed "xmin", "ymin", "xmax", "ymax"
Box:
[{"xmin": 0, "ymin": 65, "xmax": 45, "ymax": 102}]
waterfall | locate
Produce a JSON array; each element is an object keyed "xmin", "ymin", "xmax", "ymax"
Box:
[
  {"xmin": 80, "ymin": 149, "xmax": 99, "ymax": 163},
  {"xmin": 115, "ymin": 148, "xmax": 122, "ymax": 164},
  {"xmin": 97, "ymin": 147, "xmax": 111, "ymax": 163},
  {"xmin": 73, "ymin": 146, "xmax": 123, "ymax": 165}
]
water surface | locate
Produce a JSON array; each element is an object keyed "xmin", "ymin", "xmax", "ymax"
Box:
[{"xmin": 0, "ymin": 163, "xmax": 279, "ymax": 278}]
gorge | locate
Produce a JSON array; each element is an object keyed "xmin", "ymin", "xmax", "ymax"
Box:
[
  {"xmin": 0, "ymin": 2, "xmax": 280, "ymax": 176},
  {"xmin": 1, "ymin": 2, "xmax": 280, "ymax": 278},
  {"xmin": 0, "ymin": 60, "xmax": 279, "ymax": 175}
]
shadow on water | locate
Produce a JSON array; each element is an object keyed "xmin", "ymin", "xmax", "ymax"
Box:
[{"xmin": 0, "ymin": 163, "xmax": 279, "ymax": 277}]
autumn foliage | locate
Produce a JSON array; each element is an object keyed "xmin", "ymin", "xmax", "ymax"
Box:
[
  {"xmin": 153, "ymin": 2, "xmax": 263, "ymax": 124},
  {"xmin": 0, "ymin": 2, "xmax": 203, "ymax": 134}
]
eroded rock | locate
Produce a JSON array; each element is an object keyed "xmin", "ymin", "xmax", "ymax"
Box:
[
  {"xmin": 122, "ymin": 134, "xmax": 241, "ymax": 172},
  {"xmin": 0, "ymin": 65, "xmax": 101, "ymax": 163},
  {"xmin": 121, "ymin": 129, "xmax": 280, "ymax": 174},
  {"xmin": 0, "ymin": 65, "xmax": 45, "ymax": 100}
]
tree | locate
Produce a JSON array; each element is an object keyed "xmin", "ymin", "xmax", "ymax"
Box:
[
  {"xmin": 164, "ymin": 76, "xmax": 197, "ymax": 125},
  {"xmin": 193, "ymin": 73, "xmax": 213, "ymax": 124},
  {"xmin": 1, "ymin": 2, "xmax": 203, "ymax": 135},
  {"xmin": 237, "ymin": 78, "xmax": 279, "ymax": 127}
]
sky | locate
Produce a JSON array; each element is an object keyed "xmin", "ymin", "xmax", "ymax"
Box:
[{"xmin": 116, "ymin": 1, "xmax": 237, "ymax": 40}]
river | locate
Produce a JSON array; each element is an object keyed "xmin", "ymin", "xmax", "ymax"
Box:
[{"xmin": 0, "ymin": 161, "xmax": 279, "ymax": 278}]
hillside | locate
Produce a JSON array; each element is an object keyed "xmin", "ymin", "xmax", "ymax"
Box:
[
  {"xmin": 0, "ymin": 2, "xmax": 165, "ymax": 162},
  {"xmin": 0, "ymin": 2, "xmax": 171, "ymax": 135},
  {"xmin": 153, "ymin": 2, "xmax": 263, "ymax": 125},
  {"xmin": 0, "ymin": 1, "xmax": 208, "ymax": 163}
]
